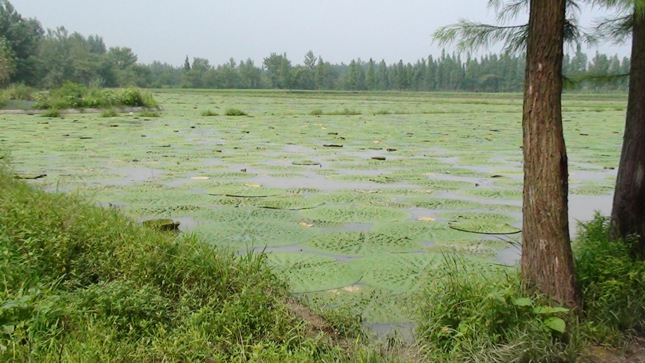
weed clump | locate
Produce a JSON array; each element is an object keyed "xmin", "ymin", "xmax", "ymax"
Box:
[
  {"xmin": 416, "ymin": 257, "xmax": 579, "ymax": 361},
  {"xmin": 101, "ymin": 109, "xmax": 118, "ymax": 118},
  {"xmin": 224, "ymin": 108, "xmax": 247, "ymax": 116},
  {"xmin": 574, "ymin": 214, "xmax": 645, "ymax": 343},
  {"xmin": 201, "ymin": 109, "xmax": 219, "ymax": 116},
  {"xmin": 40, "ymin": 109, "xmax": 62, "ymax": 118}
]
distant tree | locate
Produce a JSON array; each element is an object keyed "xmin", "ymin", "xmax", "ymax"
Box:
[
  {"xmin": 366, "ymin": 58, "xmax": 376, "ymax": 90},
  {"xmin": 86, "ymin": 35, "xmax": 106, "ymax": 55},
  {"xmin": 0, "ymin": 0, "xmax": 43, "ymax": 85},
  {"xmin": 300, "ymin": 50, "xmax": 317, "ymax": 89},
  {"xmin": 183, "ymin": 57, "xmax": 212, "ymax": 88},
  {"xmin": 0, "ymin": 36, "xmax": 15, "ymax": 85},
  {"xmin": 183, "ymin": 56, "xmax": 191, "ymax": 71},
  {"xmin": 238, "ymin": 58, "xmax": 261, "ymax": 89},
  {"xmin": 376, "ymin": 60, "xmax": 389, "ymax": 90},
  {"xmin": 346, "ymin": 59, "xmax": 366, "ymax": 90},
  {"xmin": 263, "ymin": 53, "xmax": 292, "ymax": 88}
]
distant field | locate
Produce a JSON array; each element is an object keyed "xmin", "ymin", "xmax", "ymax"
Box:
[{"xmin": 0, "ymin": 89, "xmax": 626, "ymax": 327}]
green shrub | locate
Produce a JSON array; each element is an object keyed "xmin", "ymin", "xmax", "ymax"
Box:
[
  {"xmin": 575, "ymin": 214, "xmax": 645, "ymax": 342},
  {"xmin": 4, "ymin": 83, "xmax": 34, "ymax": 100},
  {"xmin": 34, "ymin": 83, "xmax": 158, "ymax": 110},
  {"xmin": 224, "ymin": 108, "xmax": 247, "ymax": 116},
  {"xmin": 309, "ymin": 108, "xmax": 323, "ymax": 116},
  {"xmin": 416, "ymin": 256, "xmax": 579, "ymax": 362}
]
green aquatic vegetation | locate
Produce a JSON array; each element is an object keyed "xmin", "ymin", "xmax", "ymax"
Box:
[
  {"xmin": 266, "ymin": 253, "xmax": 363, "ymax": 293},
  {"xmin": 194, "ymin": 205, "xmax": 300, "ymax": 224},
  {"xmin": 428, "ymin": 239, "xmax": 511, "ymax": 259},
  {"xmin": 318, "ymin": 190, "xmax": 392, "ymax": 205},
  {"xmin": 570, "ymin": 183, "xmax": 615, "ymax": 195},
  {"xmin": 303, "ymin": 231, "xmax": 424, "ymax": 256},
  {"xmin": 425, "ymin": 167, "xmax": 488, "ymax": 178},
  {"xmin": 115, "ymin": 187, "xmax": 207, "ymax": 215},
  {"xmin": 440, "ymin": 211, "xmax": 521, "ymax": 234},
  {"xmin": 255, "ymin": 195, "xmax": 325, "ymax": 210},
  {"xmin": 285, "ymin": 187, "xmax": 322, "ymax": 195},
  {"xmin": 404, "ymin": 197, "xmax": 486, "ymax": 210},
  {"xmin": 192, "ymin": 219, "xmax": 320, "ymax": 250},
  {"xmin": 459, "ymin": 187, "xmax": 523, "ymax": 200},
  {"xmin": 493, "ymin": 177, "xmax": 524, "ymax": 188},
  {"xmin": 299, "ymin": 205, "xmax": 409, "ymax": 226},
  {"xmin": 304, "ymin": 287, "xmax": 414, "ymax": 324},
  {"xmin": 417, "ymin": 179, "xmax": 475, "ymax": 191},
  {"xmin": 354, "ymin": 253, "xmax": 444, "ymax": 293},
  {"xmin": 205, "ymin": 184, "xmax": 284, "ymax": 197},
  {"xmin": 371, "ymin": 221, "xmax": 475, "ymax": 244}
]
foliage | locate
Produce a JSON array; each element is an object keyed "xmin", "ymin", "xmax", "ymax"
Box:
[
  {"xmin": 2, "ymin": 82, "xmax": 33, "ymax": 100},
  {"xmin": 574, "ymin": 214, "xmax": 645, "ymax": 342},
  {"xmin": 0, "ymin": 36, "xmax": 15, "ymax": 85},
  {"xmin": 34, "ymin": 82, "xmax": 158, "ymax": 109},
  {"xmin": 0, "ymin": 0, "xmax": 43, "ymax": 85},
  {"xmin": 0, "ymin": 162, "xmax": 365, "ymax": 362},
  {"xmin": 416, "ymin": 256, "xmax": 580, "ymax": 362}
]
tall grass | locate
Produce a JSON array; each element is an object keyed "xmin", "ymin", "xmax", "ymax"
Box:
[
  {"xmin": 0, "ymin": 160, "xmax": 367, "ymax": 361},
  {"xmin": 416, "ymin": 217, "xmax": 645, "ymax": 362},
  {"xmin": 415, "ymin": 257, "xmax": 579, "ymax": 362},
  {"xmin": 574, "ymin": 214, "xmax": 645, "ymax": 344}
]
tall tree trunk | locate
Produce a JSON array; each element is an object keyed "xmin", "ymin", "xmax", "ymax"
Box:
[
  {"xmin": 521, "ymin": 0, "xmax": 580, "ymax": 309},
  {"xmin": 611, "ymin": 8, "xmax": 645, "ymax": 256}
]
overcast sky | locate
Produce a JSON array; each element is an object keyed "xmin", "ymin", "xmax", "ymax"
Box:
[{"xmin": 10, "ymin": 1, "xmax": 631, "ymax": 67}]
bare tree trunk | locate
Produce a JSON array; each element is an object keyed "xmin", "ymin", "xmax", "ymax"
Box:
[
  {"xmin": 611, "ymin": 8, "xmax": 645, "ymax": 256},
  {"xmin": 521, "ymin": 0, "xmax": 581, "ymax": 310}
]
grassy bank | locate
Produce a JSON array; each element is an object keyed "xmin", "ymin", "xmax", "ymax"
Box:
[
  {"xmin": 414, "ymin": 215, "xmax": 645, "ymax": 362},
  {"xmin": 0, "ymin": 160, "xmax": 376, "ymax": 362}
]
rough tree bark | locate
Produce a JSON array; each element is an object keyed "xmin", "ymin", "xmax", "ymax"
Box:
[
  {"xmin": 521, "ymin": 0, "xmax": 581, "ymax": 309},
  {"xmin": 611, "ymin": 7, "xmax": 645, "ymax": 256}
]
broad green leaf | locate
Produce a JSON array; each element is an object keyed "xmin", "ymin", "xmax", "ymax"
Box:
[
  {"xmin": 512, "ymin": 297, "xmax": 533, "ymax": 307},
  {"xmin": 543, "ymin": 317, "xmax": 566, "ymax": 333}
]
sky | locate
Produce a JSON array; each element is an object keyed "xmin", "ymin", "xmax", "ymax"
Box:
[{"xmin": 10, "ymin": 0, "xmax": 632, "ymax": 67}]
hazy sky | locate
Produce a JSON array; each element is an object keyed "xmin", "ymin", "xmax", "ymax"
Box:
[{"xmin": 10, "ymin": 1, "xmax": 631, "ymax": 67}]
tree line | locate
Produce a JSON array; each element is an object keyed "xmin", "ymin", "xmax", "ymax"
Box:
[{"xmin": 0, "ymin": 0, "xmax": 630, "ymax": 93}]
